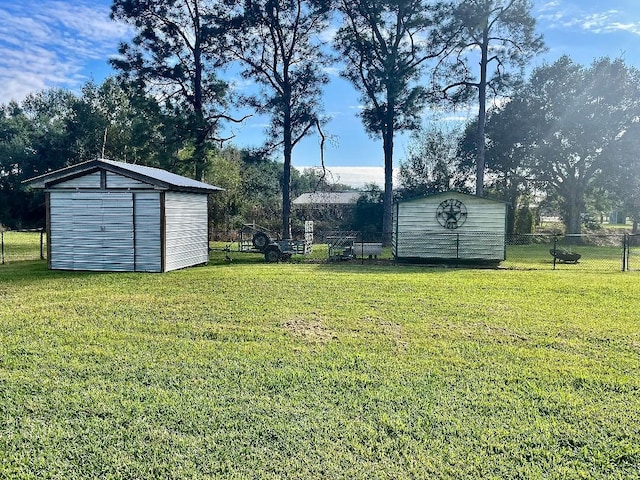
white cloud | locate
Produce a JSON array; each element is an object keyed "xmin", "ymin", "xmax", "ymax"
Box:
[
  {"xmin": 317, "ymin": 25, "xmax": 338, "ymax": 44},
  {"xmin": 321, "ymin": 65, "xmax": 341, "ymax": 76},
  {"xmin": 608, "ymin": 22, "xmax": 640, "ymax": 35},
  {"xmin": 0, "ymin": 1, "xmax": 131, "ymax": 104},
  {"xmin": 538, "ymin": 3, "xmax": 640, "ymax": 37}
]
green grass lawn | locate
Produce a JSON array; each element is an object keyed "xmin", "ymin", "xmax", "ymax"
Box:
[
  {"xmin": 1, "ymin": 256, "xmax": 640, "ymax": 479},
  {"xmin": 1, "ymin": 231, "xmax": 45, "ymax": 263}
]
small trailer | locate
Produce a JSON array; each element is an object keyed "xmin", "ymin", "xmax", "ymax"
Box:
[{"xmin": 223, "ymin": 221, "xmax": 313, "ymax": 262}]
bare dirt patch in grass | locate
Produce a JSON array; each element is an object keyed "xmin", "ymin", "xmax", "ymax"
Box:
[
  {"xmin": 377, "ymin": 319, "xmax": 408, "ymax": 352},
  {"xmin": 282, "ymin": 316, "xmax": 337, "ymax": 344}
]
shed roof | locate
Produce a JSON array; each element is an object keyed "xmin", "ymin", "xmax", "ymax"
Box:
[
  {"xmin": 25, "ymin": 158, "xmax": 223, "ymax": 193},
  {"xmin": 293, "ymin": 191, "xmax": 360, "ymax": 206}
]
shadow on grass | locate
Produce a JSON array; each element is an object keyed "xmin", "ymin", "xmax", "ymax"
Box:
[
  {"xmin": 0, "ymin": 260, "xmax": 149, "ymax": 285},
  {"xmin": 208, "ymin": 251, "xmax": 504, "ymax": 274}
]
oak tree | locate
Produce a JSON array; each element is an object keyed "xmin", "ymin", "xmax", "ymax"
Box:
[{"xmin": 480, "ymin": 56, "xmax": 640, "ymax": 234}]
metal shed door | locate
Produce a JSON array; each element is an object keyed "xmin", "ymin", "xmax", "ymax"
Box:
[{"xmin": 51, "ymin": 192, "xmax": 135, "ymax": 271}]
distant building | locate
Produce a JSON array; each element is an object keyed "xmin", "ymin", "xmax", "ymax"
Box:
[
  {"xmin": 292, "ymin": 191, "xmax": 361, "ymax": 231},
  {"xmin": 292, "ymin": 191, "xmax": 361, "ymax": 206},
  {"xmin": 26, "ymin": 159, "xmax": 222, "ymax": 272}
]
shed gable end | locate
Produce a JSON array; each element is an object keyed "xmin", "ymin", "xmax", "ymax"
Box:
[
  {"xmin": 50, "ymin": 171, "xmax": 101, "ymax": 189},
  {"xmin": 106, "ymin": 171, "xmax": 153, "ymax": 189}
]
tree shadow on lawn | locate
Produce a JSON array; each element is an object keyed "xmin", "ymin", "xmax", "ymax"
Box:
[
  {"xmin": 208, "ymin": 252, "xmax": 502, "ymax": 274},
  {"xmin": 0, "ymin": 259, "xmax": 155, "ymax": 285}
]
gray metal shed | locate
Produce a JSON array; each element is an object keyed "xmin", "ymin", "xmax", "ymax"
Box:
[
  {"xmin": 26, "ymin": 159, "xmax": 222, "ymax": 272},
  {"xmin": 393, "ymin": 191, "xmax": 507, "ymax": 263}
]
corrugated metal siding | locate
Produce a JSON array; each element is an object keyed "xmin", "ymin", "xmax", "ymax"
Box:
[
  {"xmin": 106, "ymin": 171, "xmax": 152, "ymax": 189},
  {"xmin": 395, "ymin": 232, "xmax": 505, "ymax": 260},
  {"xmin": 164, "ymin": 192, "xmax": 208, "ymax": 271},
  {"xmin": 51, "ymin": 171, "xmax": 101, "ymax": 189},
  {"xmin": 49, "ymin": 191, "xmax": 135, "ymax": 271},
  {"xmin": 394, "ymin": 193, "xmax": 506, "ymax": 260},
  {"xmin": 134, "ymin": 193, "xmax": 161, "ymax": 272}
]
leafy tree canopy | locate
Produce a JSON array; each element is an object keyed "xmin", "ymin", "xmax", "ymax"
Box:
[{"xmin": 478, "ymin": 56, "xmax": 640, "ymax": 234}]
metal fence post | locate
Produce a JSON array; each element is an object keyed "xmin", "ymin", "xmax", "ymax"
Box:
[
  {"xmin": 623, "ymin": 233, "xmax": 631, "ymax": 272},
  {"xmin": 1, "ymin": 230, "xmax": 4, "ymax": 265},
  {"xmin": 552, "ymin": 235, "xmax": 557, "ymax": 270},
  {"xmin": 629, "ymin": 234, "xmax": 632, "ymax": 272},
  {"xmin": 622, "ymin": 232, "xmax": 627, "ymax": 272},
  {"xmin": 40, "ymin": 230, "xmax": 45, "ymax": 260}
]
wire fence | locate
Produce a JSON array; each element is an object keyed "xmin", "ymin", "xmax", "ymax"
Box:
[
  {"xmin": 0, "ymin": 229, "xmax": 46, "ymax": 264},
  {"xmin": 3, "ymin": 228, "xmax": 638, "ymax": 272},
  {"xmin": 505, "ymin": 233, "xmax": 633, "ymax": 272},
  {"xmin": 315, "ymin": 231, "xmax": 638, "ymax": 272}
]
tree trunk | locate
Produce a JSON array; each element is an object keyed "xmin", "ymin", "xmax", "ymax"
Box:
[
  {"xmin": 194, "ymin": 129, "xmax": 207, "ymax": 181},
  {"xmin": 193, "ymin": 19, "xmax": 206, "ymax": 182},
  {"xmin": 281, "ymin": 93, "xmax": 293, "ymax": 240},
  {"xmin": 475, "ymin": 25, "xmax": 489, "ymax": 197},
  {"xmin": 381, "ymin": 109, "xmax": 394, "ymax": 247},
  {"xmin": 563, "ymin": 193, "xmax": 584, "ymax": 237}
]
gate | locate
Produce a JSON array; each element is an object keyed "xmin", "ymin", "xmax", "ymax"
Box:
[{"xmin": 627, "ymin": 234, "xmax": 640, "ymax": 271}]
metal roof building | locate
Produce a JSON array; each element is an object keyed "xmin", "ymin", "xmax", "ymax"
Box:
[
  {"xmin": 292, "ymin": 191, "xmax": 361, "ymax": 206},
  {"xmin": 26, "ymin": 159, "xmax": 222, "ymax": 272}
]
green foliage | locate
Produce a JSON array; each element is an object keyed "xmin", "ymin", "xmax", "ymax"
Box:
[
  {"xmin": 352, "ymin": 184, "xmax": 384, "ymax": 236},
  {"xmin": 0, "ymin": 90, "xmax": 77, "ymax": 228},
  {"xmin": 1, "ymin": 258, "xmax": 640, "ymax": 478},
  {"xmin": 514, "ymin": 204, "xmax": 534, "ymax": 235},
  {"xmin": 483, "ymin": 56, "xmax": 640, "ymax": 235},
  {"xmin": 335, "ymin": 0, "xmax": 442, "ymax": 137},
  {"xmin": 601, "ymin": 119, "xmax": 640, "ymax": 228},
  {"xmin": 229, "ymin": 0, "xmax": 332, "ymax": 238},
  {"xmin": 435, "ymin": 0, "xmax": 545, "ymax": 195},
  {"xmin": 436, "ymin": 0, "xmax": 545, "ymax": 104},
  {"xmin": 0, "ymin": 81, "xmax": 190, "ymax": 229},
  {"xmin": 110, "ymin": 0, "xmax": 233, "ymax": 180},
  {"xmin": 398, "ymin": 123, "xmax": 469, "ymax": 199}
]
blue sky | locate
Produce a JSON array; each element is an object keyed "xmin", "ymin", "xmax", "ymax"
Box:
[{"xmin": 2, "ymin": 0, "xmax": 640, "ymax": 187}]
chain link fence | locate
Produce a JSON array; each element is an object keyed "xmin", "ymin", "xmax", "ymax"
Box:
[
  {"xmin": 0, "ymin": 229, "xmax": 46, "ymax": 264},
  {"xmin": 505, "ymin": 233, "xmax": 631, "ymax": 271},
  {"xmin": 314, "ymin": 230, "xmax": 637, "ymax": 272},
  {"xmin": 6, "ymin": 227, "xmax": 637, "ymax": 272}
]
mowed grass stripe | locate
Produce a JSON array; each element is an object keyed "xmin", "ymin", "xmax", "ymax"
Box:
[{"xmin": 1, "ymin": 260, "xmax": 639, "ymax": 479}]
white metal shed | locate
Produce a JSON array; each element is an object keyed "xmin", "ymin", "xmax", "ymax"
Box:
[
  {"xmin": 393, "ymin": 191, "xmax": 507, "ymax": 263},
  {"xmin": 26, "ymin": 159, "xmax": 222, "ymax": 272}
]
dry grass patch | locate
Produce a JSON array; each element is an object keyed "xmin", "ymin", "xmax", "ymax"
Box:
[{"xmin": 281, "ymin": 315, "xmax": 337, "ymax": 344}]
